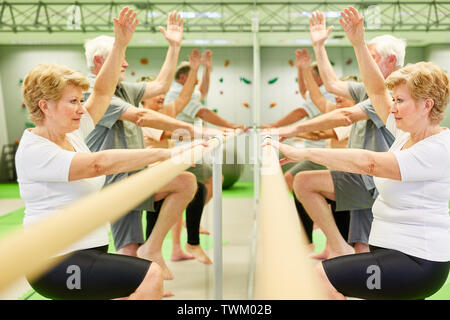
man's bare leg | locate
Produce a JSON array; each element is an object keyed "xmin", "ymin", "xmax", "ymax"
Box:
[
  {"xmin": 294, "ymin": 170, "xmax": 354, "ymax": 259},
  {"xmin": 137, "ymin": 172, "xmax": 197, "ymax": 280}
]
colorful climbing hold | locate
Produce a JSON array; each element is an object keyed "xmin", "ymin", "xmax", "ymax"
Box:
[
  {"xmin": 140, "ymin": 58, "xmax": 148, "ymax": 65},
  {"xmin": 268, "ymin": 77, "xmax": 278, "ymax": 84},
  {"xmin": 219, "ymin": 77, "xmax": 223, "ymax": 83},
  {"xmin": 242, "ymin": 102, "xmax": 249, "ymax": 108},
  {"xmin": 220, "ymin": 90, "xmax": 223, "ymax": 95},
  {"xmin": 240, "ymin": 77, "xmax": 252, "ymax": 84},
  {"xmin": 289, "ymin": 59, "xmax": 294, "ymax": 67},
  {"xmin": 346, "ymin": 58, "xmax": 353, "ymax": 65},
  {"xmin": 269, "ymin": 102, "xmax": 277, "ymax": 108},
  {"xmin": 224, "ymin": 60, "xmax": 230, "ymax": 67}
]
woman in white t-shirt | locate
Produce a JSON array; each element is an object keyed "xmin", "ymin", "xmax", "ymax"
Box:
[
  {"xmin": 264, "ymin": 7, "xmax": 449, "ymax": 299},
  {"xmin": 16, "ymin": 8, "xmax": 200, "ymax": 300}
]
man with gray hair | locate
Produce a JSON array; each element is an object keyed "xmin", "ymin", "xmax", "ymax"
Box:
[
  {"xmin": 273, "ymin": 11, "xmax": 406, "ymax": 259},
  {"xmin": 84, "ymin": 11, "xmax": 219, "ymax": 281}
]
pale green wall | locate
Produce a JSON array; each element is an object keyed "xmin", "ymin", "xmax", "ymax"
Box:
[
  {"xmin": 0, "ymin": 45, "xmax": 87, "ymax": 143},
  {"xmin": 425, "ymin": 45, "xmax": 450, "ymax": 129}
]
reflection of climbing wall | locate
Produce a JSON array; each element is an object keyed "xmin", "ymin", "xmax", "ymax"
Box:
[
  {"xmin": 124, "ymin": 46, "xmax": 253, "ymax": 128},
  {"xmin": 260, "ymin": 46, "xmax": 360, "ymax": 126}
]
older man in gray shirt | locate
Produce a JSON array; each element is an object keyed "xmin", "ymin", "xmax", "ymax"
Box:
[{"xmin": 273, "ymin": 13, "xmax": 406, "ymax": 258}]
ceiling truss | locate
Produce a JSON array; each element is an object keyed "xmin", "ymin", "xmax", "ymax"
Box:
[{"xmin": 0, "ymin": 1, "xmax": 449, "ymax": 34}]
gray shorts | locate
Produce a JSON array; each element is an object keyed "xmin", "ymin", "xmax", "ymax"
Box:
[
  {"xmin": 111, "ymin": 195, "xmax": 155, "ymax": 251},
  {"xmin": 187, "ymin": 163, "xmax": 212, "ymax": 183},
  {"xmin": 347, "ymin": 208, "xmax": 373, "ymax": 245},
  {"xmin": 287, "ymin": 160, "xmax": 327, "ymax": 176},
  {"xmin": 330, "ymin": 170, "xmax": 376, "ymax": 212}
]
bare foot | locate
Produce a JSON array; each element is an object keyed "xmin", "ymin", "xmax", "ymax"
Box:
[
  {"xmin": 163, "ymin": 291, "xmax": 175, "ymax": 298},
  {"xmin": 309, "ymin": 248, "xmax": 330, "ymax": 260},
  {"xmin": 183, "ymin": 221, "xmax": 210, "ymax": 235},
  {"xmin": 171, "ymin": 250, "xmax": 194, "ymax": 262},
  {"xmin": 327, "ymin": 245, "xmax": 355, "ymax": 259},
  {"xmin": 199, "ymin": 226, "xmax": 210, "ymax": 235},
  {"xmin": 137, "ymin": 246, "xmax": 174, "ymax": 280},
  {"xmin": 185, "ymin": 244, "xmax": 213, "ymax": 264},
  {"xmin": 354, "ymin": 242, "xmax": 370, "ymax": 254}
]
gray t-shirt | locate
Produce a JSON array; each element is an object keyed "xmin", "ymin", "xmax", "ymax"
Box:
[
  {"xmin": 301, "ymin": 86, "xmax": 336, "ymax": 149},
  {"xmin": 85, "ymin": 75, "xmax": 147, "ymax": 187},
  {"xmin": 165, "ymin": 81, "xmax": 203, "ymax": 124},
  {"xmin": 347, "ymin": 81, "xmax": 395, "ymax": 191}
]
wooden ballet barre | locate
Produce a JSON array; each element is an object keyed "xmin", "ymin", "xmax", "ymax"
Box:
[
  {"xmin": 253, "ymin": 137, "xmax": 327, "ymax": 299},
  {"xmin": 0, "ymin": 130, "xmax": 242, "ymax": 291}
]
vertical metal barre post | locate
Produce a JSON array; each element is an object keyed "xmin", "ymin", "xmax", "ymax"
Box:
[
  {"xmin": 212, "ymin": 136, "xmax": 224, "ymax": 300},
  {"xmin": 248, "ymin": 6, "xmax": 261, "ymax": 300}
]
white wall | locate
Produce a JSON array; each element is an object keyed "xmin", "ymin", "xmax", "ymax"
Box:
[
  {"xmin": 0, "ymin": 45, "xmax": 88, "ymax": 142},
  {"xmin": 425, "ymin": 45, "xmax": 450, "ymax": 128}
]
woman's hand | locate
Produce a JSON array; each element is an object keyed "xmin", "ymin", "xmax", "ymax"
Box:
[
  {"xmin": 309, "ymin": 11, "xmax": 334, "ymax": 47},
  {"xmin": 201, "ymin": 50, "xmax": 213, "ymax": 70},
  {"xmin": 113, "ymin": 7, "xmax": 139, "ymax": 48},
  {"xmin": 189, "ymin": 48, "xmax": 201, "ymax": 70},
  {"xmin": 260, "ymin": 125, "xmax": 298, "ymax": 139},
  {"xmin": 168, "ymin": 140, "xmax": 208, "ymax": 158},
  {"xmin": 160, "ymin": 11, "xmax": 184, "ymax": 46},
  {"xmin": 261, "ymin": 139, "xmax": 307, "ymax": 166},
  {"xmin": 339, "ymin": 6, "xmax": 365, "ymax": 46},
  {"xmin": 295, "ymin": 49, "xmax": 312, "ymax": 71}
]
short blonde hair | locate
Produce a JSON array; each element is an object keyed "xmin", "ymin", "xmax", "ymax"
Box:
[
  {"xmin": 22, "ymin": 64, "xmax": 89, "ymax": 125},
  {"xmin": 385, "ymin": 61, "xmax": 449, "ymax": 124}
]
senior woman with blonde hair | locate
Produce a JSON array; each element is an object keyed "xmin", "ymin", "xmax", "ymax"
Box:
[
  {"xmin": 15, "ymin": 7, "xmax": 202, "ymax": 300},
  {"xmin": 265, "ymin": 7, "xmax": 449, "ymax": 300}
]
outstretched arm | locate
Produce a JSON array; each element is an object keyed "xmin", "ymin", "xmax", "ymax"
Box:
[
  {"xmin": 69, "ymin": 140, "xmax": 207, "ymax": 181},
  {"xmin": 260, "ymin": 108, "xmax": 308, "ymax": 129},
  {"xmin": 196, "ymin": 108, "xmax": 244, "ymax": 129},
  {"xmin": 295, "ymin": 49, "xmax": 308, "ymax": 99},
  {"xmin": 199, "ymin": 50, "xmax": 212, "ymax": 101},
  {"xmin": 85, "ymin": 7, "xmax": 138, "ymax": 125},
  {"xmin": 297, "ymin": 48, "xmax": 335, "ymax": 114},
  {"xmin": 340, "ymin": 6, "xmax": 392, "ymax": 124},
  {"xmin": 141, "ymin": 11, "xmax": 184, "ymax": 99},
  {"xmin": 309, "ymin": 11, "xmax": 352, "ymax": 100},
  {"xmin": 160, "ymin": 48, "xmax": 201, "ymax": 118},
  {"xmin": 264, "ymin": 139, "xmax": 401, "ymax": 180},
  {"xmin": 265, "ymin": 104, "xmax": 368, "ymax": 138}
]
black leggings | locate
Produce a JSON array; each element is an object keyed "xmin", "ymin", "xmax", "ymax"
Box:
[
  {"xmin": 147, "ymin": 182, "xmax": 207, "ymax": 245},
  {"xmin": 28, "ymin": 246, "xmax": 151, "ymax": 300},
  {"xmin": 323, "ymin": 245, "xmax": 450, "ymax": 300},
  {"xmin": 294, "ymin": 196, "xmax": 350, "ymax": 243}
]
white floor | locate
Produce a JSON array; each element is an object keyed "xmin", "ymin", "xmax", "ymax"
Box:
[{"xmin": 0, "ymin": 197, "xmax": 255, "ymax": 300}]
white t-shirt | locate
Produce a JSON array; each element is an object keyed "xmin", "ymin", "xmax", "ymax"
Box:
[
  {"xmin": 15, "ymin": 111, "xmax": 109, "ymax": 256},
  {"xmin": 370, "ymin": 114, "xmax": 450, "ymax": 261}
]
